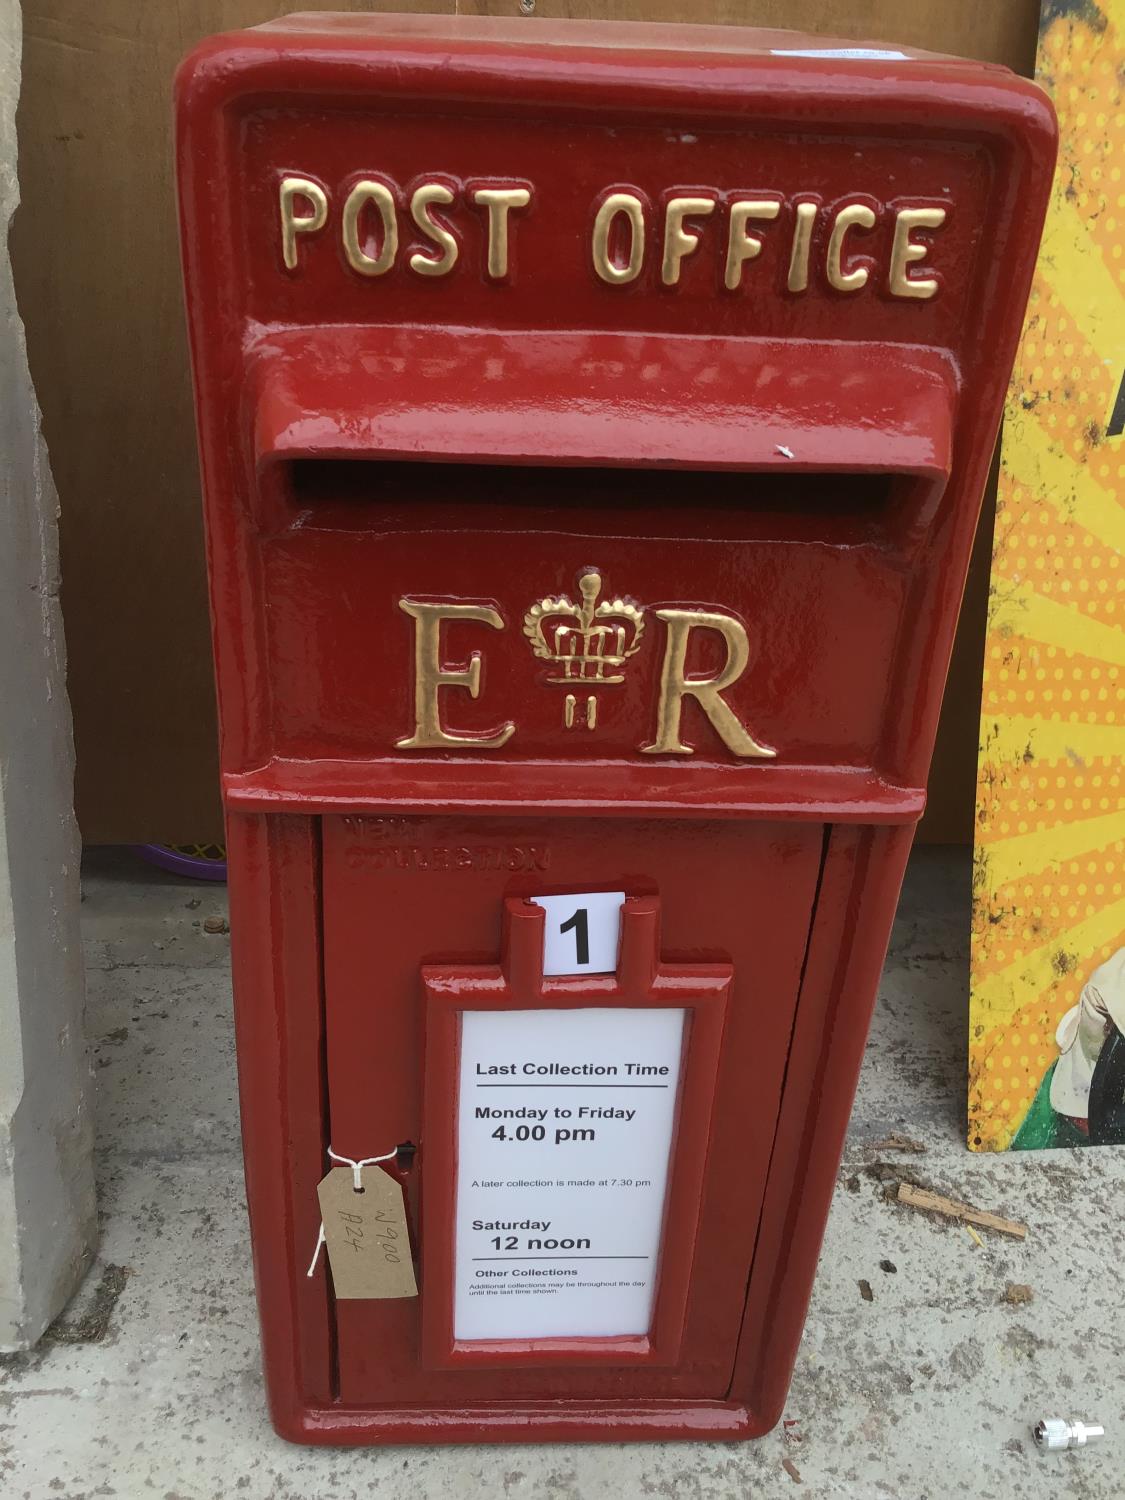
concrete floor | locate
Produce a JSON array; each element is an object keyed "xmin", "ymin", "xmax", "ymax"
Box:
[{"xmin": 1, "ymin": 847, "xmax": 1120, "ymax": 1498}]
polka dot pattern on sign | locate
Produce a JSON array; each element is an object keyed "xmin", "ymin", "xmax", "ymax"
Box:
[
  {"xmin": 981, "ymin": 638, "xmax": 1124, "ymax": 729},
  {"xmin": 1041, "ymin": 20, "xmax": 1125, "ymax": 282}
]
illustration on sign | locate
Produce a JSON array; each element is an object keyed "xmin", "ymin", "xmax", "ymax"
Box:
[{"xmin": 970, "ymin": 0, "xmax": 1125, "ymax": 1151}]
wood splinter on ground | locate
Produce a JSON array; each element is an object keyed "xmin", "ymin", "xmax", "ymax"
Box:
[
  {"xmin": 869, "ymin": 1132, "xmax": 927, "ymax": 1154},
  {"xmin": 896, "ymin": 1182, "xmax": 1027, "ymax": 1240}
]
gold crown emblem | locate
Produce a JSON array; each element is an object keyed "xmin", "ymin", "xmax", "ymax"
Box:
[{"xmin": 523, "ymin": 569, "xmax": 645, "ymax": 686}]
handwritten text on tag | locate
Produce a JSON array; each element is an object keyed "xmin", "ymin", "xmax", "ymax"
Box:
[{"xmin": 315, "ymin": 1165, "xmax": 418, "ymax": 1300}]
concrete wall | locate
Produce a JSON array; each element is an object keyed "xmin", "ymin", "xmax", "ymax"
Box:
[{"xmin": 0, "ymin": 0, "xmax": 95, "ymax": 1350}]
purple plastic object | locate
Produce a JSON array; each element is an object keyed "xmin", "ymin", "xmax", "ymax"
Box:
[{"xmin": 133, "ymin": 844, "xmax": 228, "ymax": 882}]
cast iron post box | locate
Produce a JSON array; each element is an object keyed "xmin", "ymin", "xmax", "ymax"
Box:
[{"xmin": 175, "ymin": 15, "xmax": 1054, "ymax": 1445}]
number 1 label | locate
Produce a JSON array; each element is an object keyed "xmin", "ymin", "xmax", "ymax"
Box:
[
  {"xmin": 559, "ymin": 908, "xmax": 590, "ymax": 966},
  {"xmin": 529, "ymin": 891, "xmax": 626, "ymax": 976}
]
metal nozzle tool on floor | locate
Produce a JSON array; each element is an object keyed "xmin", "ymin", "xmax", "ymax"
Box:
[{"xmin": 1034, "ymin": 1419, "xmax": 1105, "ymax": 1452}]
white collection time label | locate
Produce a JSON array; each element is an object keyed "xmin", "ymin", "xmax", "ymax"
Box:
[{"xmin": 453, "ymin": 1005, "xmax": 685, "ymax": 1342}]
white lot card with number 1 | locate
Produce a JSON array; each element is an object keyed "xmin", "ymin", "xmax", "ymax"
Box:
[{"xmin": 529, "ymin": 891, "xmax": 625, "ymax": 975}]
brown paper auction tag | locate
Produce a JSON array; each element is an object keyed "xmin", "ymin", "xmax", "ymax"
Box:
[{"xmin": 316, "ymin": 1166, "xmax": 418, "ymax": 1300}]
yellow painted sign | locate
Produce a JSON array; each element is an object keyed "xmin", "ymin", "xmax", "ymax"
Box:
[{"xmin": 971, "ymin": 1, "xmax": 1125, "ymax": 1151}]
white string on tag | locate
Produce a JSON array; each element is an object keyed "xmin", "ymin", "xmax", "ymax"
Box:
[
  {"xmin": 306, "ymin": 1221, "xmax": 326, "ymax": 1278},
  {"xmin": 327, "ymin": 1145, "xmax": 398, "ymax": 1191},
  {"xmin": 306, "ymin": 1145, "xmax": 400, "ymax": 1278}
]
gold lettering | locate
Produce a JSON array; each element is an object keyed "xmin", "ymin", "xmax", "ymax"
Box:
[
  {"xmin": 787, "ymin": 200, "xmax": 817, "ymax": 293},
  {"xmin": 642, "ymin": 609, "xmax": 774, "ymax": 758},
  {"xmin": 661, "ymin": 196, "xmax": 715, "ymax": 286},
  {"xmin": 279, "ymin": 177, "xmax": 328, "ymax": 271},
  {"xmin": 724, "ymin": 199, "xmax": 780, "ymax": 291},
  {"xmin": 342, "ymin": 180, "xmax": 397, "ymax": 276},
  {"xmin": 888, "ymin": 206, "xmax": 946, "ymax": 299},
  {"xmin": 592, "ymin": 192, "xmax": 645, "ymax": 285},
  {"xmin": 472, "ymin": 187, "xmax": 531, "ymax": 279},
  {"xmin": 409, "ymin": 182, "xmax": 459, "ymax": 277},
  {"xmin": 826, "ymin": 202, "xmax": 876, "ymax": 292},
  {"xmin": 397, "ymin": 600, "xmax": 514, "ymax": 750}
]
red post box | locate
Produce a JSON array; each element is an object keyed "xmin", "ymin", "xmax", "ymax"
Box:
[{"xmin": 175, "ymin": 15, "xmax": 1055, "ymax": 1445}]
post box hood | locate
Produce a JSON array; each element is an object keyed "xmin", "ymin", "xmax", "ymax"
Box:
[{"xmin": 250, "ymin": 326, "xmax": 956, "ymax": 480}]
